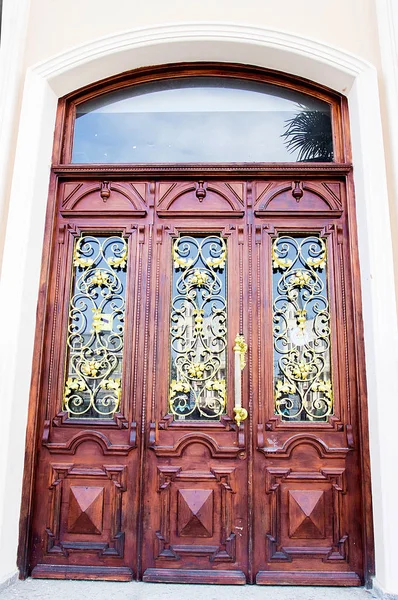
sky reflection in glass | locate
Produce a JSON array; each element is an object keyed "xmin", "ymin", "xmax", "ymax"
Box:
[{"xmin": 73, "ymin": 78, "xmax": 333, "ymax": 163}]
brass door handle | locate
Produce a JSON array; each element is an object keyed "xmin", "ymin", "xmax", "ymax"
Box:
[{"xmin": 233, "ymin": 334, "xmax": 248, "ymax": 426}]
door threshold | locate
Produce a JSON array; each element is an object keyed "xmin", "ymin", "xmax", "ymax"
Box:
[{"xmin": 143, "ymin": 568, "xmax": 246, "ymax": 584}]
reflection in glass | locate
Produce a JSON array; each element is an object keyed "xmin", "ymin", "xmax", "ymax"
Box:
[
  {"xmin": 72, "ymin": 78, "xmax": 333, "ymax": 163},
  {"xmin": 272, "ymin": 235, "xmax": 333, "ymax": 421},
  {"xmin": 63, "ymin": 234, "xmax": 127, "ymax": 418},
  {"xmin": 169, "ymin": 235, "xmax": 227, "ymax": 421}
]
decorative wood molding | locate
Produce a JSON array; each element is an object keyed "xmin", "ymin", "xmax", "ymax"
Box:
[
  {"xmin": 53, "ymin": 163, "xmax": 352, "ymax": 178},
  {"xmin": 150, "ymin": 432, "xmax": 243, "ymax": 458},
  {"xmin": 44, "ymin": 464, "xmax": 127, "ymax": 558},
  {"xmin": 257, "ymin": 433, "xmax": 351, "ymax": 458},
  {"xmin": 155, "ymin": 466, "xmax": 236, "ymax": 562},
  {"xmin": 265, "ymin": 467, "xmax": 348, "ymax": 564},
  {"xmin": 43, "ymin": 430, "xmax": 136, "ymax": 455}
]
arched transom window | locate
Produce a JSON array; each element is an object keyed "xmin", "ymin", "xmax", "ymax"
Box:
[{"xmin": 72, "ymin": 77, "xmax": 334, "ymax": 164}]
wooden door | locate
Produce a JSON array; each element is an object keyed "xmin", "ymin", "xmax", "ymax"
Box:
[
  {"xmin": 141, "ymin": 181, "xmax": 249, "ymax": 584},
  {"xmin": 28, "ymin": 176, "xmax": 366, "ymax": 585},
  {"xmin": 250, "ymin": 180, "xmax": 364, "ymax": 585}
]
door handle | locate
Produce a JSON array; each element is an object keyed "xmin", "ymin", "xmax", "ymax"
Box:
[{"xmin": 233, "ymin": 334, "xmax": 248, "ymax": 426}]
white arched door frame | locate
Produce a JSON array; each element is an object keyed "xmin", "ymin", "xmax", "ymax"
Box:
[{"xmin": 1, "ymin": 23, "xmax": 397, "ymax": 593}]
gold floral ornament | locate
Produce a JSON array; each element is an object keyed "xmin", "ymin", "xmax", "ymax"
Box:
[
  {"xmin": 65, "ymin": 377, "xmax": 85, "ymax": 394},
  {"xmin": 73, "ymin": 245, "xmax": 94, "ymax": 269},
  {"xmin": 100, "ymin": 378, "xmax": 122, "ymax": 412},
  {"xmin": 206, "ymin": 250, "xmax": 226, "ymax": 270},
  {"xmin": 170, "ymin": 235, "xmax": 227, "ymax": 420},
  {"xmin": 233, "ymin": 334, "xmax": 248, "ymax": 370},
  {"xmin": 275, "ymin": 380, "xmax": 297, "ymax": 400},
  {"xmin": 107, "ymin": 248, "xmax": 127, "ymax": 270},
  {"xmin": 190, "ymin": 270, "xmax": 208, "ymax": 286},
  {"xmin": 312, "ymin": 379, "xmax": 333, "ymax": 400},
  {"xmin": 101, "ymin": 378, "xmax": 121, "ymax": 398},
  {"xmin": 81, "ymin": 359, "xmax": 102, "ymax": 377},
  {"xmin": 296, "ymin": 309, "xmax": 307, "ymax": 331},
  {"xmin": 205, "ymin": 379, "xmax": 226, "ymax": 406},
  {"xmin": 290, "ymin": 270, "xmax": 311, "ymax": 288},
  {"xmin": 90, "ymin": 270, "xmax": 109, "ymax": 287},
  {"xmin": 193, "ymin": 308, "xmax": 204, "ymax": 333},
  {"xmin": 272, "ymin": 244, "xmax": 293, "ymax": 271},
  {"xmin": 64, "ymin": 377, "xmax": 86, "ymax": 406},
  {"xmin": 173, "ymin": 243, "xmax": 193, "ymax": 270},
  {"xmin": 307, "ymin": 239, "xmax": 327, "ymax": 270},
  {"xmin": 64, "ymin": 234, "xmax": 127, "ymax": 418},
  {"xmin": 292, "ymin": 360, "xmax": 312, "ymax": 380},
  {"xmin": 188, "ymin": 362, "xmax": 206, "ymax": 379},
  {"xmin": 170, "ymin": 379, "xmax": 190, "ymax": 398}
]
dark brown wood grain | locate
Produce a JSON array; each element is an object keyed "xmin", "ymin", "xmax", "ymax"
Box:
[{"xmin": 18, "ymin": 63, "xmax": 373, "ymax": 587}]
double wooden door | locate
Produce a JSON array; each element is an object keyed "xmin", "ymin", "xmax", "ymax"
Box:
[{"xmin": 29, "ymin": 177, "xmax": 366, "ymax": 585}]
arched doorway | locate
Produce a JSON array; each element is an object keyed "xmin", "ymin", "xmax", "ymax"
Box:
[{"xmin": 20, "ymin": 63, "xmax": 372, "ymax": 585}]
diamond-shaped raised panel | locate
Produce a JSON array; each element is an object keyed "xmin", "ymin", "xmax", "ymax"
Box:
[
  {"xmin": 67, "ymin": 486, "xmax": 104, "ymax": 535},
  {"xmin": 177, "ymin": 489, "xmax": 213, "ymax": 538},
  {"xmin": 289, "ymin": 490, "xmax": 325, "ymax": 539}
]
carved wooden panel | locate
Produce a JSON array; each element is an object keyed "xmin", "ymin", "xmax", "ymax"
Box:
[
  {"xmin": 254, "ymin": 180, "xmax": 343, "ymax": 216},
  {"xmin": 156, "ymin": 181, "xmax": 245, "ymax": 217},
  {"xmin": 288, "ymin": 490, "xmax": 325, "ymax": 539},
  {"xmin": 155, "ymin": 466, "xmax": 236, "ymax": 562},
  {"xmin": 60, "ymin": 181, "xmax": 147, "ymax": 216},
  {"xmin": 46, "ymin": 464, "xmax": 126, "ymax": 557},
  {"xmin": 67, "ymin": 486, "xmax": 104, "ymax": 534},
  {"xmin": 265, "ymin": 467, "xmax": 348, "ymax": 563},
  {"xmin": 178, "ymin": 489, "xmax": 214, "ymax": 537}
]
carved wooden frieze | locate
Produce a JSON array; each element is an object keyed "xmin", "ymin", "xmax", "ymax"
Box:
[
  {"xmin": 60, "ymin": 181, "xmax": 147, "ymax": 216},
  {"xmin": 254, "ymin": 180, "xmax": 343, "ymax": 216},
  {"xmin": 156, "ymin": 181, "xmax": 245, "ymax": 217}
]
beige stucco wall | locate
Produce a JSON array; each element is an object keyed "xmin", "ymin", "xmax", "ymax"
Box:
[{"xmin": 25, "ymin": 0, "xmax": 382, "ymax": 69}]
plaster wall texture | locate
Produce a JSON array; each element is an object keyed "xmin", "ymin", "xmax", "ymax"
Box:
[{"xmin": 24, "ymin": 0, "xmax": 381, "ymax": 68}]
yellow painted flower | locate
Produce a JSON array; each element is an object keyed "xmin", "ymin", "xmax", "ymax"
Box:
[
  {"xmin": 193, "ymin": 308, "xmax": 204, "ymax": 332},
  {"xmin": 108, "ymin": 251, "xmax": 127, "ymax": 270}
]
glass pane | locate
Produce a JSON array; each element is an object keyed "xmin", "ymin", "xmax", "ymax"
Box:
[
  {"xmin": 73, "ymin": 78, "xmax": 333, "ymax": 163},
  {"xmin": 169, "ymin": 235, "xmax": 227, "ymax": 421},
  {"xmin": 63, "ymin": 234, "xmax": 127, "ymax": 418},
  {"xmin": 272, "ymin": 235, "xmax": 333, "ymax": 421}
]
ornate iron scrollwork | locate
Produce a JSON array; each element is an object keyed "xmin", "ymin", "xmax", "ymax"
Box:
[
  {"xmin": 63, "ymin": 234, "xmax": 127, "ymax": 418},
  {"xmin": 272, "ymin": 235, "xmax": 333, "ymax": 421},
  {"xmin": 169, "ymin": 235, "xmax": 227, "ymax": 420}
]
